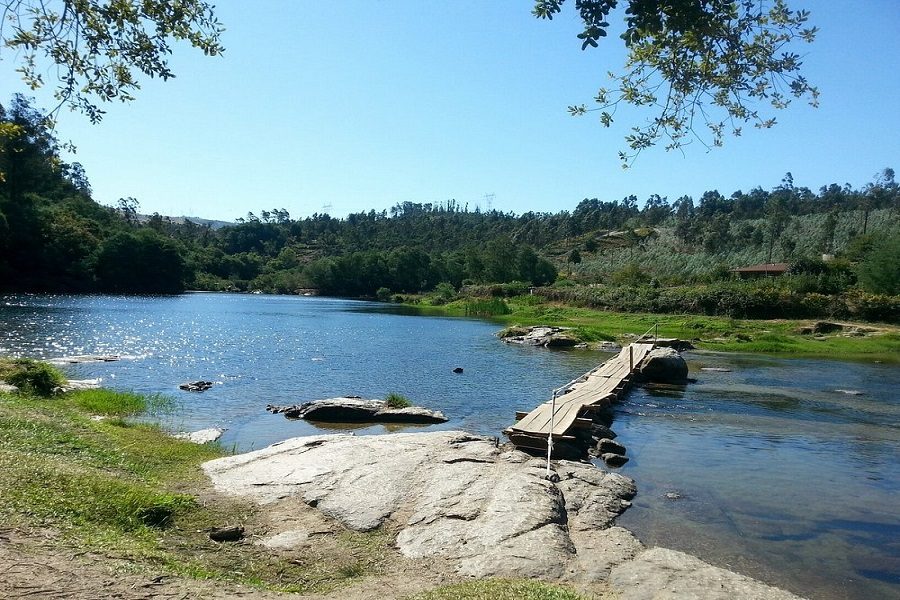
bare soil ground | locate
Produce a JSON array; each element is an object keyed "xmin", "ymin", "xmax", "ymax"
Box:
[{"xmin": 0, "ymin": 524, "xmax": 460, "ymax": 599}]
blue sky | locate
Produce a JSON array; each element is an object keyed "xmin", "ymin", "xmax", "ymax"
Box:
[{"xmin": 2, "ymin": 0, "xmax": 898, "ymax": 221}]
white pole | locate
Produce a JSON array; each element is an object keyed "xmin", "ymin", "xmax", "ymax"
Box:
[{"xmin": 546, "ymin": 390, "xmax": 556, "ymax": 479}]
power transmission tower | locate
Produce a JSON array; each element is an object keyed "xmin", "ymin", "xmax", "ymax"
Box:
[{"xmin": 483, "ymin": 193, "xmax": 495, "ymax": 213}]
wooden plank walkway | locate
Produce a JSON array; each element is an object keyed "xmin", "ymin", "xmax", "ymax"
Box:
[{"xmin": 505, "ymin": 342, "xmax": 655, "ymax": 453}]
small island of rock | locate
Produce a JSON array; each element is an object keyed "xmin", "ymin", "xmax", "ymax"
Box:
[{"xmin": 267, "ymin": 396, "xmax": 449, "ymax": 425}]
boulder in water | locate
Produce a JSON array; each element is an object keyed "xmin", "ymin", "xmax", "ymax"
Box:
[
  {"xmin": 639, "ymin": 348, "xmax": 688, "ymax": 384},
  {"xmin": 500, "ymin": 326, "xmax": 580, "ymax": 349},
  {"xmin": 179, "ymin": 380, "xmax": 214, "ymax": 392},
  {"xmin": 597, "ymin": 438, "xmax": 627, "ymax": 456},
  {"xmin": 268, "ymin": 397, "xmax": 449, "ymax": 425}
]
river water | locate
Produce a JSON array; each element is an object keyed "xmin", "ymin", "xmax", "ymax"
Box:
[{"xmin": 1, "ymin": 293, "xmax": 897, "ymax": 599}]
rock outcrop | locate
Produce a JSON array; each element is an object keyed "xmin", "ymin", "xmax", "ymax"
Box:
[
  {"xmin": 267, "ymin": 397, "xmax": 448, "ymax": 425},
  {"xmin": 500, "ymin": 326, "xmax": 580, "ymax": 348},
  {"xmin": 202, "ymin": 431, "xmax": 805, "ymax": 598},
  {"xmin": 639, "ymin": 347, "xmax": 689, "ymax": 383},
  {"xmin": 203, "ymin": 431, "xmax": 636, "ymax": 579}
]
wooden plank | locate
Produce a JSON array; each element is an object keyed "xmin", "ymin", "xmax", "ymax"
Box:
[
  {"xmin": 509, "ymin": 342, "xmax": 655, "ymax": 447},
  {"xmin": 571, "ymin": 417, "xmax": 593, "ymax": 429}
]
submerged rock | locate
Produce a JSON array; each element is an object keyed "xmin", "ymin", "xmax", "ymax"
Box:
[
  {"xmin": 179, "ymin": 380, "xmax": 214, "ymax": 392},
  {"xmin": 268, "ymin": 397, "xmax": 448, "ymax": 425},
  {"xmin": 48, "ymin": 354, "xmax": 120, "ymax": 364},
  {"xmin": 601, "ymin": 453, "xmax": 630, "ymax": 467},
  {"xmin": 639, "ymin": 347, "xmax": 689, "ymax": 384}
]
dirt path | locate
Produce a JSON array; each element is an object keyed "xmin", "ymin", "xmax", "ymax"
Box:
[
  {"xmin": 0, "ymin": 520, "xmax": 457, "ymax": 600},
  {"xmin": 0, "ymin": 527, "xmax": 283, "ymax": 599}
]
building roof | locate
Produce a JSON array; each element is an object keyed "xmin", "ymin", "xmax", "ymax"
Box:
[{"xmin": 730, "ymin": 262, "xmax": 790, "ymax": 273}]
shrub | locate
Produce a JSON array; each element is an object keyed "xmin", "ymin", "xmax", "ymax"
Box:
[
  {"xmin": 376, "ymin": 286, "xmax": 392, "ymax": 302},
  {"xmin": 610, "ymin": 263, "xmax": 650, "ymax": 286},
  {"xmin": 0, "ymin": 358, "xmax": 66, "ymax": 396},
  {"xmin": 384, "ymin": 393, "xmax": 412, "ymax": 408},
  {"xmin": 429, "ymin": 282, "xmax": 457, "ymax": 305},
  {"xmin": 464, "ymin": 298, "xmax": 512, "ymax": 316},
  {"xmin": 857, "ymin": 234, "xmax": 900, "ymax": 295}
]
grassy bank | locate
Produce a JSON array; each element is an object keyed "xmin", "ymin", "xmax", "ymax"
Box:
[
  {"xmin": 0, "ymin": 362, "xmax": 384, "ymax": 594},
  {"xmin": 0, "ymin": 359, "xmax": 590, "ymax": 599},
  {"xmin": 403, "ymin": 294, "xmax": 900, "ymax": 361}
]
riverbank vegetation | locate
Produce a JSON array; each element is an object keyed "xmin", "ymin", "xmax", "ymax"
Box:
[
  {"xmin": 0, "ymin": 368, "xmax": 596, "ymax": 598},
  {"xmin": 402, "ymin": 294, "xmax": 900, "ymax": 360},
  {"xmin": 2, "ymin": 95, "xmax": 898, "ymax": 324},
  {"xmin": 0, "ymin": 371, "xmax": 384, "ymax": 593}
]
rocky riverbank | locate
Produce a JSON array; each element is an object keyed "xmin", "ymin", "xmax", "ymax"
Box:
[{"xmin": 204, "ymin": 431, "xmax": 804, "ymax": 599}]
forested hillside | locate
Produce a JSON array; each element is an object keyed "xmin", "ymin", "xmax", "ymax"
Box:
[{"xmin": 1, "ymin": 95, "xmax": 898, "ymax": 321}]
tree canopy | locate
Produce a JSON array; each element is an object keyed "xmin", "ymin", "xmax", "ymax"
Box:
[
  {"xmin": 535, "ymin": 0, "xmax": 818, "ymax": 164},
  {"xmin": 0, "ymin": 0, "xmax": 223, "ymax": 122},
  {"xmin": 2, "ymin": 1, "xmax": 816, "ymax": 160}
]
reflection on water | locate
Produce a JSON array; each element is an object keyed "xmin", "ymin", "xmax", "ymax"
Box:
[{"xmin": 1, "ymin": 293, "xmax": 898, "ymax": 599}]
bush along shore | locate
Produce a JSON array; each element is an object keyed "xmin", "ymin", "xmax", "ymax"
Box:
[{"xmin": 397, "ymin": 285, "xmax": 900, "ymax": 361}]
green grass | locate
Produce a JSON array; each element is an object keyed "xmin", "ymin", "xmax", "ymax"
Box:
[
  {"xmin": 70, "ymin": 388, "xmax": 170, "ymax": 416},
  {"xmin": 0, "ymin": 381, "xmax": 392, "ymax": 594},
  {"xmin": 406, "ymin": 295, "xmax": 900, "ymax": 361},
  {"xmin": 385, "ymin": 392, "xmax": 412, "ymax": 408},
  {"xmin": 407, "ymin": 579, "xmax": 593, "ymax": 600}
]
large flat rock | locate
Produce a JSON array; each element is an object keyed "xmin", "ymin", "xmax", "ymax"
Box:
[
  {"xmin": 202, "ymin": 431, "xmax": 805, "ymax": 598},
  {"xmin": 203, "ymin": 431, "xmax": 635, "ymax": 579}
]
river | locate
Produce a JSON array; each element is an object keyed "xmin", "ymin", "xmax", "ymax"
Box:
[{"xmin": 1, "ymin": 293, "xmax": 897, "ymax": 599}]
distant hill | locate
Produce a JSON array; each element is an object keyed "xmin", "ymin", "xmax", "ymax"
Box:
[{"xmin": 136, "ymin": 214, "xmax": 234, "ymax": 230}]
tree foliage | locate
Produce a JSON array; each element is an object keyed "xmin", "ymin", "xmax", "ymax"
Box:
[
  {"xmin": 2, "ymin": 96, "xmax": 898, "ymax": 311},
  {"xmin": 535, "ymin": 0, "xmax": 818, "ymax": 164},
  {"xmin": 1, "ymin": 0, "xmax": 224, "ymax": 121},
  {"xmin": 857, "ymin": 234, "xmax": 900, "ymax": 296}
]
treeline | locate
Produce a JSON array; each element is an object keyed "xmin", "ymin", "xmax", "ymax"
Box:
[
  {"xmin": 302, "ymin": 242, "xmax": 556, "ymax": 297},
  {"xmin": 0, "ymin": 96, "xmax": 186, "ymax": 293},
  {"xmin": 1, "ymin": 95, "xmax": 898, "ymax": 309}
]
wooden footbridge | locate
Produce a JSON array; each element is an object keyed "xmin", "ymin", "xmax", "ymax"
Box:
[{"xmin": 504, "ymin": 340, "xmax": 658, "ymax": 457}]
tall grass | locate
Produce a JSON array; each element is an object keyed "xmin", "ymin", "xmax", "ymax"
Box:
[
  {"xmin": 464, "ymin": 297, "xmax": 512, "ymax": 317},
  {"xmin": 71, "ymin": 389, "xmax": 145, "ymax": 416}
]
